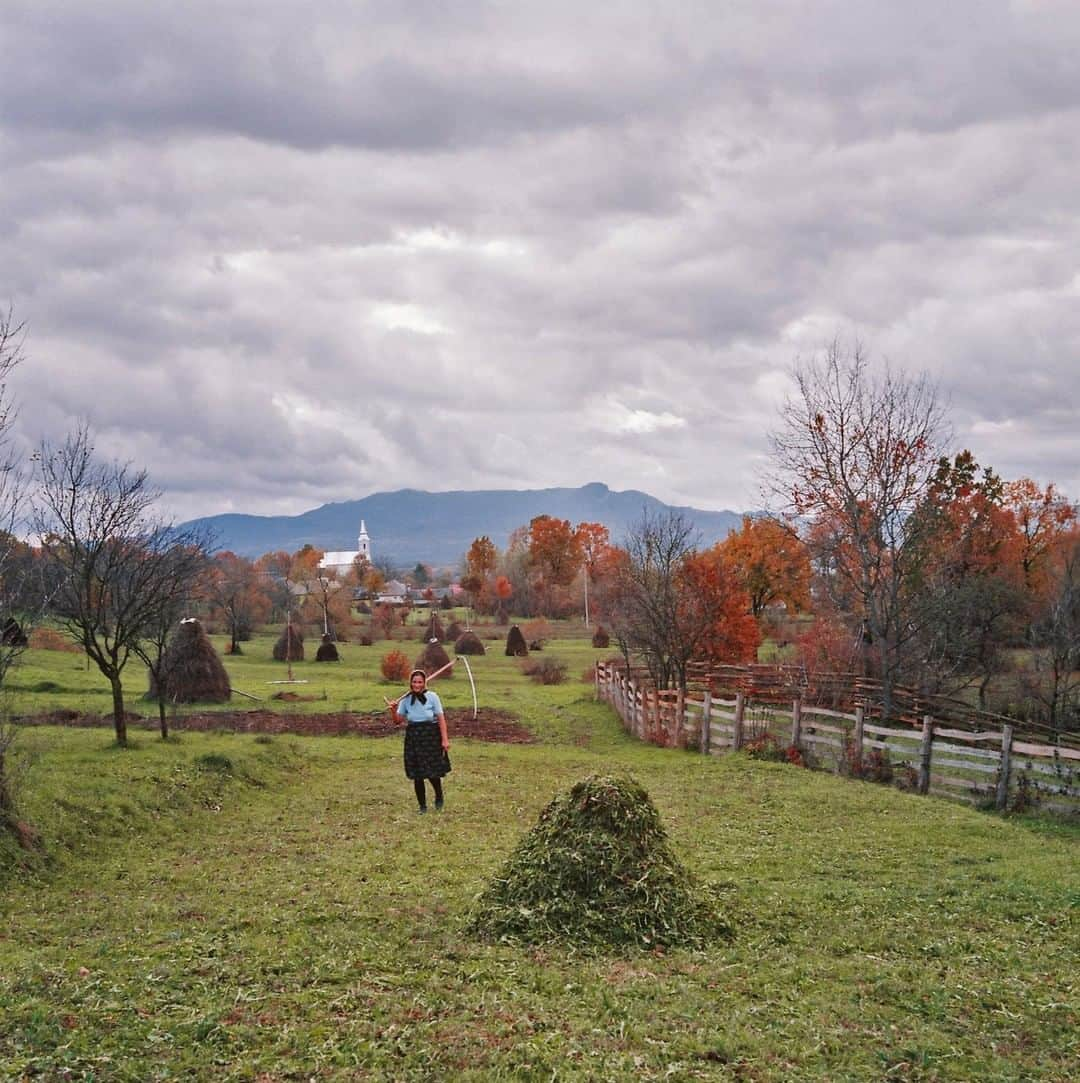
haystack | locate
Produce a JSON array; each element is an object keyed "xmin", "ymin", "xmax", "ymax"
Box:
[
  {"xmin": 315, "ymin": 633, "xmax": 340, "ymax": 662},
  {"xmin": 148, "ymin": 618, "xmax": 231, "ymax": 704},
  {"xmin": 424, "ymin": 613, "xmax": 445, "ymax": 642},
  {"xmin": 273, "ymin": 622, "xmax": 304, "ymax": 662},
  {"xmin": 415, "ymin": 638, "xmax": 452, "ymax": 676},
  {"xmin": 445, "ymin": 620, "xmax": 463, "ymax": 640},
  {"xmin": 454, "ymin": 630, "xmax": 485, "ymax": 655},
  {"xmin": 505, "ymin": 624, "xmax": 528, "ymax": 657},
  {"xmin": 591, "ymin": 625, "xmax": 610, "ymax": 648},
  {"xmin": 467, "ymin": 774, "xmax": 730, "ymax": 950}
]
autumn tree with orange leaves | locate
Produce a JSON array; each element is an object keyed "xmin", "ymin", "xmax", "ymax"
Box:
[
  {"xmin": 527, "ymin": 515, "xmax": 583, "ymax": 617},
  {"xmin": 718, "ymin": 515, "xmax": 811, "ymax": 619}
]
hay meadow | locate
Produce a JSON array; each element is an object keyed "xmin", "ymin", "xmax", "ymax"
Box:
[{"xmin": 1, "ymin": 621, "xmax": 1078, "ymax": 1081}]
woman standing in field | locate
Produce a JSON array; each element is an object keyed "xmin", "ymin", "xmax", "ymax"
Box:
[{"xmin": 388, "ymin": 669, "xmax": 451, "ymax": 813}]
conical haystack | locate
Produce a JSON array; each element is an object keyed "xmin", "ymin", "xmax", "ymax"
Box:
[
  {"xmin": 445, "ymin": 620, "xmax": 463, "ymax": 640},
  {"xmin": 505, "ymin": 624, "xmax": 528, "ymax": 657},
  {"xmin": 273, "ymin": 622, "xmax": 304, "ymax": 662},
  {"xmin": 454, "ymin": 630, "xmax": 485, "ymax": 655},
  {"xmin": 315, "ymin": 633, "xmax": 340, "ymax": 662},
  {"xmin": 467, "ymin": 774, "xmax": 730, "ymax": 950},
  {"xmin": 416, "ymin": 638, "xmax": 452, "ymax": 676},
  {"xmin": 148, "ymin": 618, "xmax": 231, "ymax": 703},
  {"xmin": 425, "ymin": 613, "xmax": 445, "ymax": 642},
  {"xmin": 591, "ymin": 625, "xmax": 610, "ymax": 648}
]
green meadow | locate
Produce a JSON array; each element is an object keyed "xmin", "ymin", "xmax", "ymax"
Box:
[{"xmin": 1, "ymin": 624, "xmax": 1078, "ymax": 1080}]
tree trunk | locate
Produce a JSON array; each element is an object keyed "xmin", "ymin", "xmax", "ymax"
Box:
[
  {"xmin": 110, "ymin": 675, "xmax": 127, "ymax": 745},
  {"xmin": 158, "ymin": 694, "xmax": 169, "ymax": 740}
]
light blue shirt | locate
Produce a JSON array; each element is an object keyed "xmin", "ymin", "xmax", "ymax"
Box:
[{"xmin": 396, "ymin": 690, "xmax": 444, "ymax": 724}]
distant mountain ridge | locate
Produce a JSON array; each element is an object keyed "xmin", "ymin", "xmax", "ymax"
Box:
[{"xmin": 180, "ymin": 482, "xmax": 746, "ymax": 567}]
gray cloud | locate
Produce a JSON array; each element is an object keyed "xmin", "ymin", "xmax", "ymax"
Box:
[{"xmin": 3, "ymin": 1, "xmax": 1079, "ymax": 522}]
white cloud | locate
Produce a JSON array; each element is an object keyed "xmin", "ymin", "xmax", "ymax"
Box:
[{"xmin": 3, "ymin": 1, "xmax": 1079, "ymax": 522}]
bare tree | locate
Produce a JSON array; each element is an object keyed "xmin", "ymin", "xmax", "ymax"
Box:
[
  {"xmin": 35, "ymin": 426, "xmax": 212, "ymax": 745},
  {"xmin": 765, "ymin": 339, "xmax": 949, "ymax": 712},
  {"xmin": 605, "ymin": 509, "xmax": 742, "ymax": 693}
]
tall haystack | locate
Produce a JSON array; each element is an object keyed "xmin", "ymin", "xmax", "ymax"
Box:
[
  {"xmin": 505, "ymin": 624, "xmax": 528, "ymax": 657},
  {"xmin": 315, "ymin": 633, "xmax": 340, "ymax": 662},
  {"xmin": 416, "ymin": 638, "xmax": 452, "ymax": 676},
  {"xmin": 273, "ymin": 622, "xmax": 304, "ymax": 662},
  {"xmin": 445, "ymin": 620, "xmax": 464, "ymax": 640},
  {"xmin": 148, "ymin": 618, "xmax": 231, "ymax": 703},
  {"xmin": 467, "ymin": 774, "xmax": 730, "ymax": 950},
  {"xmin": 591, "ymin": 625, "xmax": 610, "ymax": 648},
  {"xmin": 454, "ymin": 630, "xmax": 485, "ymax": 655},
  {"xmin": 424, "ymin": 612, "xmax": 445, "ymax": 642}
]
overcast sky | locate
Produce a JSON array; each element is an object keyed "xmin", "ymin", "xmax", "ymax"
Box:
[{"xmin": 4, "ymin": 0, "xmax": 1078, "ymax": 523}]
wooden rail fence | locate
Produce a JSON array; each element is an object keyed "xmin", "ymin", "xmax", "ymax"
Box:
[{"xmin": 595, "ymin": 662, "xmax": 1080, "ymax": 816}]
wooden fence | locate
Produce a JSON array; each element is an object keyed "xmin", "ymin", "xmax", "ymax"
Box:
[{"xmin": 595, "ymin": 661, "xmax": 1080, "ymax": 816}]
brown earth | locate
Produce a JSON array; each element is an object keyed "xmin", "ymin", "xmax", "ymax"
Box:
[{"xmin": 19, "ymin": 707, "xmax": 535, "ymax": 744}]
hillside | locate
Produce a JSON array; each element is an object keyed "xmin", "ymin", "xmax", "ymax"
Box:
[{"xmin": 179, "ymin": 482, "xmax": 745, "ymax": 565}]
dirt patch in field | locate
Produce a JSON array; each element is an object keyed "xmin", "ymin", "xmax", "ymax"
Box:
[{"xmin": 19, "ymin": 707, "xmax": 535, "ymax": 744}]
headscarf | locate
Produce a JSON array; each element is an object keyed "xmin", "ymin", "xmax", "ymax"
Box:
[{"xmin": 407, "ymin": 669, "xmax": 428, "ymax": 706}]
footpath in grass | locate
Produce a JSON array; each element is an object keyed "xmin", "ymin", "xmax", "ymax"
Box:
[{"xmin": 1, "ymin": 670, "xmax": 1079, "ymax": 1079}]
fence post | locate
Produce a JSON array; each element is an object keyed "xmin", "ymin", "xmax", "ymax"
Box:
[
  {"xmin": 676, "ymin": 687, "xmax": 685, "ymax": 748},
  {"xmin": 918, "ymin": 714, "xmax": 934, "ymax": 795},
  {"xmin": 853, "ymin": 705, "xmax": 865, "ymax": 774},
  {"xmin": 790, "ymin": 697, "xmax": 802, "ymax": 750},
  {"xmin": 701, "ymin": 689, "xmax": 712, "ymax": 755},
  {"xmin": 733, "ymin": 692, "xmax": 745, "ymax": 751},
  {"xmin": 996, "ymin": 724, "xmax": 1014, "ymax": 811},
  {"xmin": 594, "ymin": 662, "xmax": 601, "ymax": 701}
]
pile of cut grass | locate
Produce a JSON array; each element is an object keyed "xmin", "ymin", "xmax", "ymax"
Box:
[{"xmin": 468, "ymin": 773, "xmax": 730, "ymax": 950}]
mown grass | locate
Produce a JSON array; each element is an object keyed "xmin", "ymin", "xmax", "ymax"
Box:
[{"xmin": 1, "ymin": 628, "xmax": 1078, "ymax": 1080}]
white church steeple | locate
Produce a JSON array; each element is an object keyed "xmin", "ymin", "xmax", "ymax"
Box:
[{"xmin": 358, "ymin": 519, "xmax": 371, "ymax": 560}]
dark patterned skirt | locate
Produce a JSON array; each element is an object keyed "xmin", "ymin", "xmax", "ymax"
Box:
[{"xmin": 403, "ymin": 723, "xmax": 451, "ymax": 780}]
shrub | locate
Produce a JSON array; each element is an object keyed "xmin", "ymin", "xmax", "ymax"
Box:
[
  {"xmin": 381, "ymin": 649, "xmax": 411, "ymax": 681},
  {"xmin": 522, "ymin": 657, "xmax": 567, "ymax": 685},
  {"xmin": 359, "ymin": 635, "xmax": 373, "ymax": 647}
]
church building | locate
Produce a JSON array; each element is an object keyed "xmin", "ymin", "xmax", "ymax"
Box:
[{"xmin": 319, "ymin": 519, "xmax": 371, "ymax": 577}]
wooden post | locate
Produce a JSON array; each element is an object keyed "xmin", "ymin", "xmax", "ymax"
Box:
[
  {"xmin": 790, "ymin": 697, "xmax": 802, "ymax": 750},
  {"xmin": 853, "ymin": 705, "xmax": 865, "ymax": 774},
  {"xmin": 594, "ymin": 662, "xmax": 601, "ymax": 702},
  {"xmin": 701, "ymin": 690, "xmax": 712, "ymax": 755},
  {"xmin": 917, "ymin": 714, "xmax": 934, "ymax": 795},
  {"xmin": 733, "ymin": 692, "xmax": 745, "ymax": 751},
  {"xmin": 996, "ymin": 724, "xmax": 1013, "ymax": 811},
  {"xmin": 676, "ymin": 687, "xmax": 685, "ymax": 748}
]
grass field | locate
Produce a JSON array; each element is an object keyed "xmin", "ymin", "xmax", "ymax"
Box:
[{"xmin": 1, "ymin": 625, "xmax": 1078, "ymax": 1080}]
